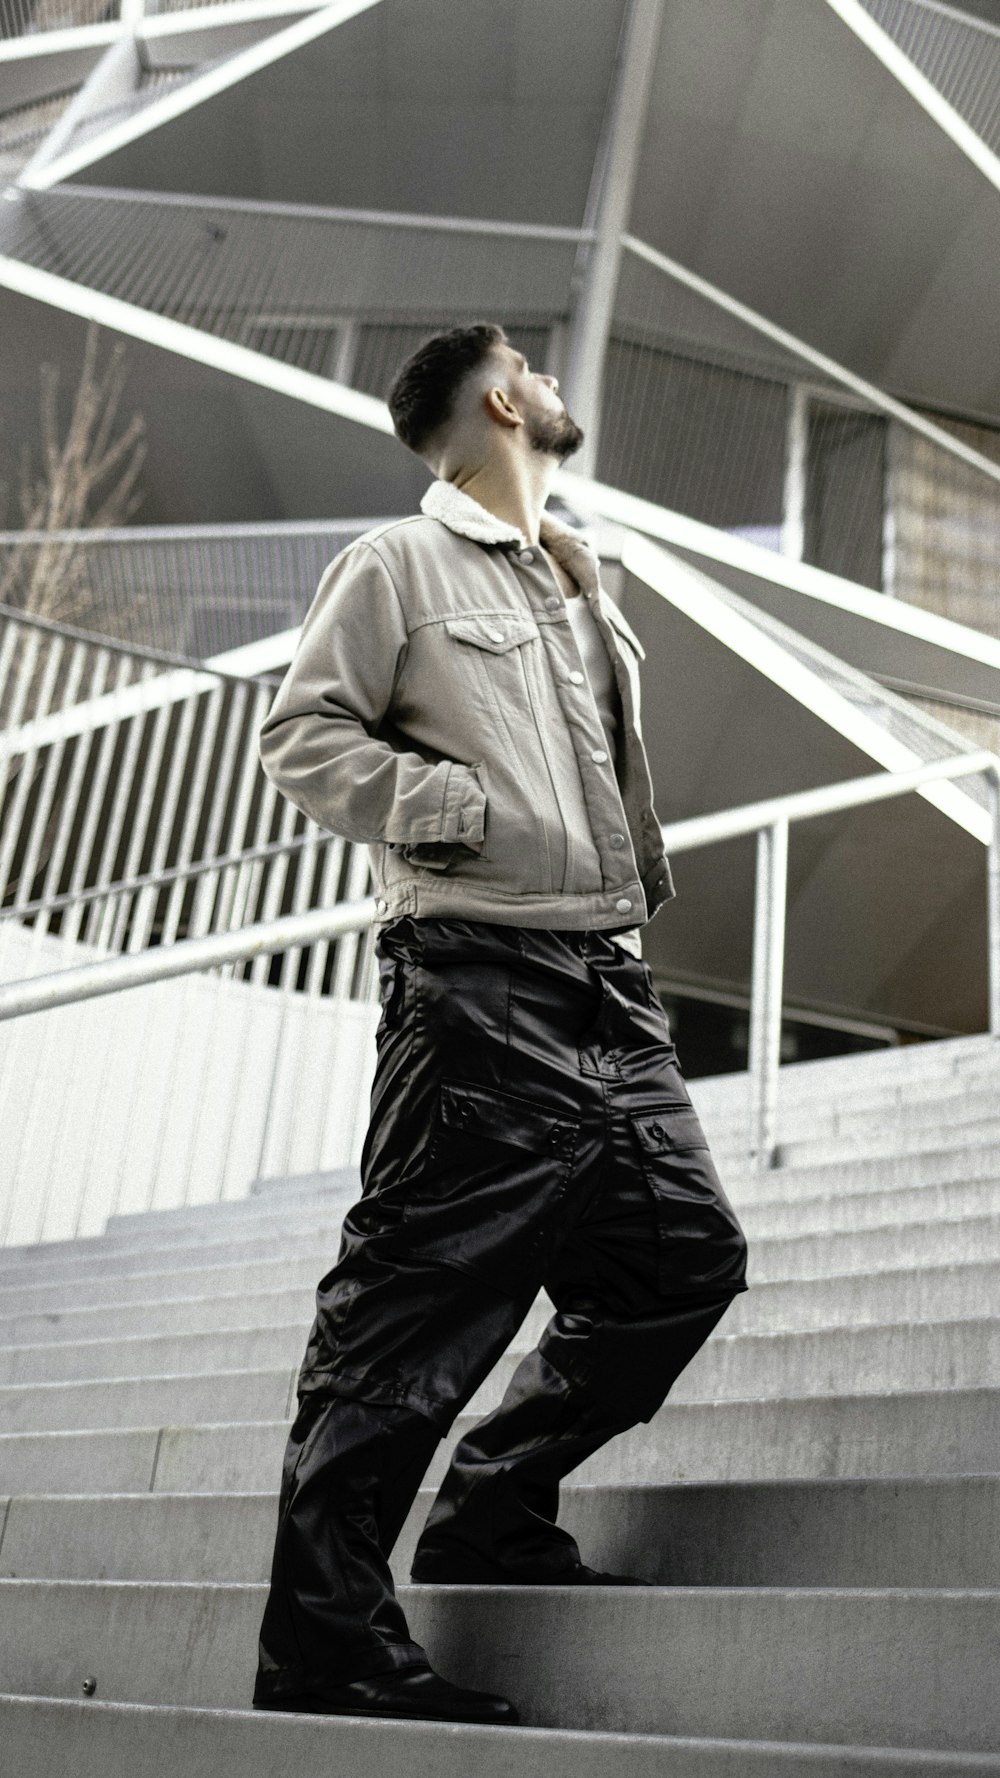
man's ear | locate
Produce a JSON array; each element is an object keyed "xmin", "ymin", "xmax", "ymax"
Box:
[{"xmin": 483, "ymin": 385, "xmax": 523, "ymax": 430}]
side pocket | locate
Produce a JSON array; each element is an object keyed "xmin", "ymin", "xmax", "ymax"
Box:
[
  {"xmin": 375, "ymin": 954, "xmax": 406, "ymax": 1037},
  {"xmin": 628, "ymin": 1103, "xmax": 747, "ymax": 1294}
]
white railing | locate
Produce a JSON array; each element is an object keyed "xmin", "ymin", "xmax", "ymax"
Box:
[
  {"xmin": 660, "ymin": 748, "xmax": 1000, "ymax": 1168},
  {"xmin": 0, "ymin": 602, "xmax": 369, "ymax": 975},
  {"xmin": 0, "ymin": 890, "xmax": 375, "ymax": 1018},
  {"xmin": 855, "ymin": 0, "xmax": 1000, "ymax": 161},
  {"xmin": 0, "ymin": 187, "xmax": 583, "ymax": 383},
  {"xmin": 0, "ymin": 748, "xmax": 996, "ymax": 1243},
  {"xmin": 0, "ymin": 895, "xmax": 380, "ymax": 1245},
  {"xmin": 0, "ymin": 600, "xmax": 382, "ymax": 1243}
]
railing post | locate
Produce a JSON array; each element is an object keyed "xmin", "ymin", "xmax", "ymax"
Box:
[
  {"xmin": 988, "ymin": 767, "xmax": 1000, "ymax": 1040},
  {"xmin": 748, "ymin": 819, "xmax": 789, "ymax": 1170}
]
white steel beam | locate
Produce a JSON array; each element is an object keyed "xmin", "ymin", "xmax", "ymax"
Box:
[
  {"xmin": 620, "ymin": 531, "xmax": 995, "ymax": 844},
  {"xmin": 824, "ymin": 0, "xmax": 1000, "ymax": 196},
  {"xmin": 19, "ymin": 0, "xmax": 384, "ymax": 190},
  {"xmin": 563, "ymin": 0, "xmax": 665, "ymax": 476}
]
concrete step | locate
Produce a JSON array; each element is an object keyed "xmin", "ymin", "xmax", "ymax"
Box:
[
  {"xmin": 0, "ymin": 1285, "xmax": 320, "ymax": 1349},
  {"xmin": 754, "ymin": 1118, "xmax": 1000, "ymax": 1171},
  {"xmin": 1, "ymin": 1313, "xmax": 996, "ymax": 1417},
  {"xmin": 0, "ymin": 1254, "xmax": 325, "ymax": 1318},
  {"xmin": 6, "ymin": 1696, "xmax": 997, "ymax": 1778},
  {"xmin": 1, "ymin": 1256, "xmax": 998, "ymax": 1351},
  {"xmin": 0, "ymin": 1223, "xmax": 351, "ymax": 1283},
  {"xmin": 1, "ymin": 1578, "xmax": 998, "ymax": 1751},
  {"xmin": 2, "ymin": 1385, "xmax": 997, "ymax": 1498},
  {"xmin": 13, "ymin": 1167, "xmax": 1000, "ymax": 1296},
  {"xmin": 746, "ymin": 1213, "xmax": 1000, "ymax": 1278},
  {"xmin": 4, "ymin": 1152, "xmax": 1000, "ymax": 1297},
  {"xmin": 733, "ymin": 1175, "xmax": 1000, "ymax": 1237},
  {"xmin": 0, "ymin": 1368, "xmax": 298, "ymax": 1435},
  {"xmin": 105, "ymin": 1170, "xmax": 361, "ymax": 1237},
  {"xmin": 686, "ymin": 1031, "xmax": 1000, "ymax": 1098},
  {"xmin": 3, "ymin": 1476, "xmax": 999, "ymax": 1590},
  {"xmin": 3, "ymin": 1200, "xmax": 999, "ymax": 1310},
  {"xmin": 700, "ymin": 1082, "xmax": 1000, "ymax": 1145}
]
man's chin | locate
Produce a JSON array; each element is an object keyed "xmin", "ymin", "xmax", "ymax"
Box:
[{"xmin": 528, "ymin": 417, "xmax": 585, "ymax": 461}]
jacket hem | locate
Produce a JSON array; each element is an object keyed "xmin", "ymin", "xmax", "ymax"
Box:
[{"xmin": 373, "ymin": 877, "xmax": 659, "ymax": 933}]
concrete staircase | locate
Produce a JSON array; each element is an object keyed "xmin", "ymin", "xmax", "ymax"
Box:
[{"xmin": 2, "ymin": 1032, "xmax": 1000, "ymax": 1775}]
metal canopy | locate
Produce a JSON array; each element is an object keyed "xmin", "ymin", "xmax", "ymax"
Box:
[
  {"xmin": 628, "ymin": 0, "xmax": 1000, "ymax": 422},
  {"xmin": 616, "ymin": 550, "xmax": 990, "ymax": 1036},
  {"xmin": 65, "ymin": 0, "xmax": 629, "ymax": 229},
  {"xmin": 0, "ymin": 283, "xmax": 425, "ymax": 522}
]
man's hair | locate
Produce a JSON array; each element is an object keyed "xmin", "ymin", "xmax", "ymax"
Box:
[{"xmin": 387, "ymin": 323, "xmax": 509, "ymax": 456}]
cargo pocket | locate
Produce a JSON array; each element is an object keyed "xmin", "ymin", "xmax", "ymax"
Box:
[
  {"xmin": 397, "ymin": 1076, "xmax": 581, "ymax": 1296},
  {"xmin": 374, "ymin": 953, "xmax": 407, "ymax": 1040},
  {"xmin": 628, "ymin": 1102, "xmax": 747, "ymax": 1295}
]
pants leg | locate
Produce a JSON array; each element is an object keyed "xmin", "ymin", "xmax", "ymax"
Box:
[
  {"xmin": 411, "ymin": 932, "xmax": 749, "ymax": 1580},
  {"xmin": 254, "ymin": 1395, "xmax": 439, "ymax": 1703},
  {"xmin": 254, "ymin": 915, "xmax": 565, "ymax": 1699},
  {"xmin": 253, "ymin": 915, "xmax": 749, "ymax": 1695}
]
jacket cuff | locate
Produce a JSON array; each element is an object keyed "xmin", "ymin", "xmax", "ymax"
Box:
[{"xmin": 441, "ymin": 762, "xmax": 487, "ymax": 849}]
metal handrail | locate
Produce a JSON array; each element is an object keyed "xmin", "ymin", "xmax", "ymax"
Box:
[
  {"xmin": 0, "ymin": 826, "xmax": 335, "ymax": 921},
  {"xmin": 658, "ymin": 748, "xmax": 1000, "ymax": 1167},
  {"xmin": 0, "ymin": 895, "xmax": 376, "ymax": 1020},
  {"xmin": 2, "ymin": 752, "xmax": 997, "ymax": 1166}
]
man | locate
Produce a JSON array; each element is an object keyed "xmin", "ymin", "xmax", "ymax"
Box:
[{"xmin": 251, "ymin": 324, "xmax": 749, "ymax": 1727}]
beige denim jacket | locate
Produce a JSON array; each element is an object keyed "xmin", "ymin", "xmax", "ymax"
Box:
[{"xmin": 257, "ymin": 478, "xmax": 676, "ymax": 942}]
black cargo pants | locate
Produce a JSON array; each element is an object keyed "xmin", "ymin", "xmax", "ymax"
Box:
[{"xmin": 254, "ymin": 915, "xmax": 749, "ymax": 1705}]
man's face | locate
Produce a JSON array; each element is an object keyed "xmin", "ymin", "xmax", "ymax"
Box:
[{"xmin": 496, "ymin": 343, "xmax": 585, "ymax": 463}]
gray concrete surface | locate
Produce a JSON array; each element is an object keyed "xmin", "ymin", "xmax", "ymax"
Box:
[
  {"xmin": 1, "ymin": 1579, "xmax": 998, "ymax": 1750},
  {"xmin": 4, "ymin": 1696, "xmax": 997, "ymax": 1778}
]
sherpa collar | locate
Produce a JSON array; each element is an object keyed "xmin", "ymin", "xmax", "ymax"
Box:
[{"xmin": 419, "ymin": 478, "xmax": 598, "ymax": 584}]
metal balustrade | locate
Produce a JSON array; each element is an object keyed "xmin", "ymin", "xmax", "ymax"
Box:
[
  {"xmin": 0, "ymin": 186, "xmax": 584, "ymax": 380},
  {"xmin": 6, "ymin": 187, "xmax": 1000, "ymax": 642},
  {"xmin": 858, "ymin": 0, "xmax": 1000, "ymax": 158},
  {"xmin": 0, "ymin": 600, "xmax": 379, "ymax": 1242},
  {"xmin": 609, "ymin": 236, "xmax": 1000, "ymax": 619},
  {"xmin": 1, "ymin": 745, "xmax": 996, "ymax": 1241},
  {"xmin": 0, "ymin": 86, "xmax": 79, "ymax": 176},
  {"xmin": 0, "ymin": 520, "xmax": 384, "ymax": 657},
  {"xmin": 0, "ymin": 601, "xmax": 371, "ymax": 990},
  {"xmin": 657, "ymin": 747, "xmax": 1000, "ymax": 1168},
  {"xmin": 1, "ymin": 0, "xmax": 114, "ymax": 38}
]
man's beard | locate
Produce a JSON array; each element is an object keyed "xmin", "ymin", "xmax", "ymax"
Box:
[{"xmin": 525, "ymin": 406, "xmax": 585, "ymax": 464}]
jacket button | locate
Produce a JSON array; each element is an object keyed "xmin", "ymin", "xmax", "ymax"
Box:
[
  {"xmin": 376, "ymin": 898, "xmax": 387, "ymax": 912},
  {"xmin": 615, "ymin": 898, "xmax": 632, "ymax": 912},
  {"xmin": 517, "ymin": 548, "xmax": 535, "ymax": 565},
  {"xmin": 487, "ymin": 628, "xmax": 504, "ymax": 642},
  {"xmin": 609, "ymin": 833, "xmax": 625, "ymax": 848},
  {"xmin": 591, "ymin": 749, "xmax": 608, "ymax": 763},
  {"xmin": 569, "ymin": 670, "xmax": 585, "ymax": 685},
  {"xmin": 650, "ymin": 1122, "xmax": 665, "ymax": 1141},
  {"xmin": 544, "ymin": 596, "xmax": 561, "ymax": 610}
]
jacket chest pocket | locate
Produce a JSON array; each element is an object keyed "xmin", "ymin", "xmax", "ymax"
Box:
[{"xmin": 444, "ymin": 614, "xmax": 541, "ymax": 660}]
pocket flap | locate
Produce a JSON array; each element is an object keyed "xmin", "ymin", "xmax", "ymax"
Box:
[
  {"xmin": 444, "ymin": 615, "xmax": 540, "ymax": 653},
  {"xmin": 440, "ymin": 1078, "xmax": 578, "ymax": 1155},
  {"xmin": 630, "ymin": 1104, "xmax": 709, "ymax": 1154}
]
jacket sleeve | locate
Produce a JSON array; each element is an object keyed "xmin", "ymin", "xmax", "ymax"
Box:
[{"xmin": 257, "ymin": 539, "xmax": 486, "ymax": 849}]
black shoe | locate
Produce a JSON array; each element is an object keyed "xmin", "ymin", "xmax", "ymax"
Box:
[
  {"xmin": 411, "ymin": 1549, "xmax": 654, "ymax": 1586},
  {"xmin": 253, "ymin": 1662, "xmax": 519, "ymax": 1725}
]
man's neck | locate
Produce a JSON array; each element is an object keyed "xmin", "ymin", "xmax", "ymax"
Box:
[{"xmin": 452, "ymin": 456, "xmax": 558, "ymax": 547}]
